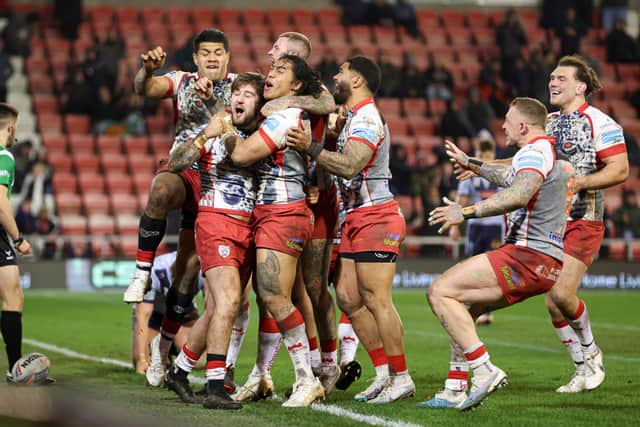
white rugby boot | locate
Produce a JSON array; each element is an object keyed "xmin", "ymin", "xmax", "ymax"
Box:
[
  {"xmin": 232, "ymin": 367, "xmax": 274, "ymax": 402},
  {"xmin": 282, "ymin": 376, "xmax": 325, "ymax": 407},
  {"xmin": 368, "ymin": 373, "xmax": 415, "ymax": 404},
  {"xmin": 123, "ymin": 270, "xmax": 151, "ymax": 303},
  {"xmin": 145, "ymin": 335, "xmax": 167, "ymax": 387},
  {"xmin": 583, "ymin": 347, "xmax": 605, "ymax": 390},
  {"xmin": 458, "ymin": 366, "xmax": 508, "ymax": 411},
  {"xmin": 556, "ymin": 364, "xmax": 587, "ymax": 393},
  {"xmin": 354, "ymin": 374, "xmax": 389, "ymax": 402}
]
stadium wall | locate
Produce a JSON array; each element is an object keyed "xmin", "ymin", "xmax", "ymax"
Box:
[{"xmin": 17, "ymin": 259, "xmax": 640, "ymax": 291}]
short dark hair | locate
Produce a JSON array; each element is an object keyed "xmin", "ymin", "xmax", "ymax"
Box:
[
  {"xmin": 557, "ymin": 55, "xmax": 602, "ymax": 96},
  {"xmin": 193, "ymin": 28, "xmax": 229, "ymax": 52},
  {"xmin": 232, "ymin": 72, "xmax": 266, "ymax": 103},
  {"xmin": 279, "ymin": 54, "xmax": 323, "ymax": 97},
  {"xmin": 0, "ymin": 103, "xmax": 18, "ymax": 127},
  {"xmin": 346, "ymin": 56, "xmax": 381, "ymax": 95}
]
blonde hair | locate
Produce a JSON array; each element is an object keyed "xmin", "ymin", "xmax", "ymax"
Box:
[
  {"xmin": 510, "ymin": 97, "xmax": 548, "ymax": 129},
  {"xmin": 279, "ymin": 32, "xmax": 311, "ymax": 60}
]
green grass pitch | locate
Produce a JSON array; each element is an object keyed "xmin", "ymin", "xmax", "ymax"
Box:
[{"xmin": 1, "ymin": 289, "xmax": 638, "ymax": 427}]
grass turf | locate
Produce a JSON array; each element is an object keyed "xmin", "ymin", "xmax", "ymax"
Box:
[{"xmin": 0, "ymin": 289, "xmax": 638, "ymax": 427}]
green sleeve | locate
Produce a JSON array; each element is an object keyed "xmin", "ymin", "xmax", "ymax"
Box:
[{"xmin": 0, "ymin": 154, "xmax": 13, "ymax": 187}]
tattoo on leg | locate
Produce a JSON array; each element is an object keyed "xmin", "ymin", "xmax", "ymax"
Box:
[
  {"xmin": 257, "ymin": 251, "xmax": 281, "ymax": 297},
  {"xmin": 438, "ymin": 313, "xmax": 448, "ymax": 330}
]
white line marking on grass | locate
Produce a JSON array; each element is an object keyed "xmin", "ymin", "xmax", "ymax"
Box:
[
  {"xmin": 22, "ymin": 338, "xmax": 424, "ymax": 427},
  {"xmin": 498, "ymin": 314, "xmax": 640, "ymax": 332},
  {"xmin": 408, "ymin": 331, "xmax": 640, "ymax": 363}
]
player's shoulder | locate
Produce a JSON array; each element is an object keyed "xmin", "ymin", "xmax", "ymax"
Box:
[
  {"xmin": 352, "ymin": 101, "xmax": 384, "ymax": 126},
  {"xmin": 0, "ymin": 148, "xmax": 15, "ymax": 162},
  {"xmin": 582, "ymin": 104, "xmax": 620, "ymax": 127},
  {"xmin": 226, "ymin": 72, "xmax": 238, "ymax": 82}
]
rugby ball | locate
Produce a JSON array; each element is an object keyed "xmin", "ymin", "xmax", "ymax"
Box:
[{"xmin": 10, "ymin": 352, "xmax": 50, "ymax": 385}]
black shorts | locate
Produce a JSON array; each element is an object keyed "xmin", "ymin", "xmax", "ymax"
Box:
[{"xmin": 0, "ymin": 230, "xmax": 17, "ymax": 267}]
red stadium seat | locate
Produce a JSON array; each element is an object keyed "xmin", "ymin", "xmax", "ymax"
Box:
[
  {"xmin": 191, "ymin": 7, "xmax": 215, "ymax": 26},
  {"xmin": 101, "ymin": 153, "xmax": 129, "ymax": 174},
  {"xmin": 142, "ymin": 7, "xmax": 166, "ymax": 26},
  {"xmin": 88, "ymin": 214, "xmax": 116, "ymax": 235},
  {"xmin": 377, "ymin": 98, "xmax": 402, "ymax": 119},
  {"xmin": 386, "ymin": 117, "xmax": 410, "ymax": 136},
  {"xmin": 96, "ymin": 135, "xmax": 122, "ymax": 155},
  {"xmin": 68, "ymin": 134, "xmax": 95, "ymax": 154},
  {"xmin": 78, "ymin": 172, "xmax": 105, "ymax": 194},
  {"xmin": 56, "ymin": 192, "xmax": 83, "ymax": 215},
  {"xmin": 291, "ymin": 9, "xmax": 315, "ymax": 27},
  {"xmin": 38, "ymin": 113, "xmax": 63, "ymax": 135},
  {"xmin": 52, "ymin": 173, "xmax": 77, "ymax": 193},
  {"xmin": 428, "ymin": 99, "xmax": 448, "ymax": 117},
  {"xmin": 83, "ymin": 193, "xmax": 110, "ymax": 215},
  {"xmin": 115, "ymin": 213, "xmax": 140, "ymax": 235},
  {"xmin": 32, "ymin": 94, "xmax": 58, "ymax": 114},
  {"xmin": 64, "ymin": 114, "xmax": 91, "ymax": 135},
  {"xmin": 73, "ymin": 152, "xmax": 101, "ymax": 172},
  {"xmin": 408, "ymin": 117, "xmax": 437, "ymax": 136},
  {"xmin": 441, "ymin": 11, "xmax": 466, "ymax": 28},
  {"xmin": 59, "ymin": 214, "xmax": 88, "ymax": 235},
  {"xmin": 42, "ymin": 134, "xmax": 67, "ymax": 152},
  {"xmin": 47, "ymin": 149, "xmax": 72, "ymax": 171},
  {"xmin": 608, "ymin": 241, "xmax": 626, "ymax": 260},
  {"xmin": 115, "ymin": 7, "xmax": 140, "ymax": 24},
  {"xmin": 266, "ymin": 9, "xmax": 290, "ymax": 26},
  {"xmin": 348, "ymin": 26, "xmax": 372, "ymax": 43},
  {"xmin": 110, "ymin": 193, "xmax": 139, "ymax": 215},
  {"xmin": 105, "ymin": 171, "xmax": 133, "ymax": 194},
  {"xmin": 425, "ymin": 32, "xmax": 448, "ymax": 48},
  {"xmin": 416, "ymin": 135, "xmax": 444, "ymax": 149},
  {"xmin": 128, "ymin": 156, "xmax": 157, "ymax": 174},
  {"xmin": 165, "ymin": 7, "xmax": 191, "ymax": 24},
  {"xmin": 448, "ymin": 27, "xmax": 472, "ymax": 46},
  {"xmin": 133, "ymin": 173, "xmax": 153, "ymax": 195},
  {"xmin": 122, "ymin": 136, "xmax": 149, "ymax": 155},
  {"xmin": 146, "ymin": 116, "xmax": 169, "ymax": 134},
  {"xmin": 403, "ymin": 98, "xmax": 428, "ymax": 117},
  {"xmin": 137, "ymin": 192, "xmax": 149, "ymax": 212},
  {"xmin": 317, "ymin": 9, "xmax": 340, "ymax": 27},
  {"xmin": 417, "ymin": 10, "xmax": 440, "ymax": 29},
  {"xmin": 119, "ymin": 236, "xmax": 139, "ymax": 257}
]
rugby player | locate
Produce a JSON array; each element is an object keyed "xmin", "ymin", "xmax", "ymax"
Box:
[
  {"xmin": 424, "ymin": 97, "xmax": 574, "ymax": 410},
  {"xmin": 545, "ymin": 55, "xmax": 628, "ymax": 393},
  {"xmin": 210, "ymin": 55, "xmax": 326, "ymax": 407},
  {"xmin": 286, "ymin": 56, "xmax": 414, "ymax": 404},
  {"xmin": 0, "ymin": 103, "xmax": 32, "ymax": 379},
  {"xmin": 163, "ymin": 72, "xmax": 267, "ymax": 409}
]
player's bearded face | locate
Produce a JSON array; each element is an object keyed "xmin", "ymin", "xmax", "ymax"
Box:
[
  {"xmin": 193, "ymin": 42, "xmax": 229, "ymax": 82},
  {"xmin": 230, "ymin": 84, "xmax": 260, "ymax": 128},
  {"xmin": 333, "ymin": 79, "xmax": 351, "ymax": 105}
]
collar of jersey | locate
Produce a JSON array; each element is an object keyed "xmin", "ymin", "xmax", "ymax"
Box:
[
  {"xmin": 527, "ymin": 135, "xmax": 555, "ymax": 146},
  {"xmin": 350, "ymin": 97, "xmax": 375, "ymax": 114}
]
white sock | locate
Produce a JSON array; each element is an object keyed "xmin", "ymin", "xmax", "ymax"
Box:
[
  {"xmin": 226, "ymin": 307, "xmax": 249, "ymax": 369},
  {"xmin": 174, "ymin": 345, "xmax": 199, "ymax": 374},
  {"xmin": 553, "ymin": 321, "xmax": 585, "ymax": 364},
  {"xmin": 256, "ymin": 317, "xmax": 282, "ymax": 375},
  {"xmin": 568, "ymin": 300, "xmax": 597, "ymax": 353},
  {"xmin": 282, "ymin": 323, "xmax": 314, "ymax": 380},
  {"xmin": 375, "ymin": 363, "xmax": 389, "ymax": 378},
  {"xmin": 310, "ymin": 347, "xmax": 321, "ymax": 372},
  {"xmin": 338, "ymin": 321, "xmax": 359, "ymax": 365}
]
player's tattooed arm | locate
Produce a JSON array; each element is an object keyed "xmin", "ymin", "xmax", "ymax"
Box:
[
  {"xmin": 315, "ymin": 139, "xmax": 373, "ymax": 179},
  {"xmin": 477, "ymin": 163, "xmax": 511, "ymax": 187},
  {"xmin": 474, "ymin": 169, "xmax": 543, "ymax": 217},
  {"xmin": 261, "ymin": 91, "xmax": 336, "ymax": 116},
  {"xmin": 167, "ymin": 137, "xmax": 203, "ymax": 172}
]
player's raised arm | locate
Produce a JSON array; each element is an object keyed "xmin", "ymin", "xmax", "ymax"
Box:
[{"xmin": 133, "ymin": 46, "xmax": 170, "ymax": 97}]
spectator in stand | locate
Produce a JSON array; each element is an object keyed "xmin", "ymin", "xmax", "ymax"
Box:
[
  {"xmin": 459, "ymin": 87, "xmax": 495, "ymax": 136},
  {"xmin": 439, "ymin": 99, "xmax": 472, "ymax": 139},
  {"xmin": 376, "ymin": 49, "xmax": 401, "ymax": 97},
  {"xmin": 60, "ymin": 68, "xmax": 94, "ymax": 115},
  {"xmin": 15, "ymin": 161, "xmax": 54, "ymax": 218},
  {"xmin": 95, "ymin": 27, "xmax": 125, "ymax": 87},
  {"xmin": 54, "ymin": 0, "xmax": 82, "ymax": 41},
  {"xmin": 92, "ymin": 85, "xmax": 122, "ymax": 133},
  {"xmin": 606, "ymin": 19, "xmax": 638, "ymax": 63},
  {"xmin": 612, "ymin": 189, "xmax": 640, "ymax": 240},
  {"xmin": 394, "ymin": 0, "xmax": 419, "ymax": 38},
  {"xmin": 34, "ymin": 207, "xmax": 56, "ymax": 259},
  {"xmin": 398, "ymin": 59, "xmax": 425, "ymax": 98},
  {"xmin": 15, "ymin": 200, "xmax": 35, "ymax": 235},
  {"xmin": 390, "ymin": 144, "xmax": 416, "ymax": 196},
  {"xmin": 2, "ymin": 11, "xmax": 36, "ymax": 56},
  {"xmin": 10, "ymin": 140, "xmax": 33, "ymax": 195},
  {"xmin": 0, "ymin": 39, "xmax": 13, "ymax": 102},
  {"xmin": 529, "ymin": 48, "xmax": 552, "ymax": 104},
  {"xmin": 496, "ymin": 8, "xmax": 527, "ymax": 81},
  {"xmin": 601, "ymin": 0, "xmax": 629, "ymax": 32},
  {"xmin": 509, "ymin": 55, "xmax": 533, "ymax": 97},
  {"xmin": 118, "ymin": 92, "xmax": 147, "ymax": 136},
  {"xmin": 63, "ymin": 241, "xmax": 94, "ymax": 258},
  {"xmin": 413, "ymin": 148, "xmax": 438, "ymax": 222},
  {"xmin": 338, "ymin": 0, "xmax": 368, "ymax": 26},
  {"xmin": 365, "ymin": 0, "xmax": 395, "ymax": 26},
  {"xmin": 316, "ymin": 49, "xmax": 340, "ymax": 91},
  {"xmin": 623, "ymin": 131, "xmax": 640, "ymax": 166},
  {"xmin": 425, "ymin": 54, "xmax": 454, "ymax": 100},
  {"xmin": 557, "ymin": 7, "xmax": 586, "ymax": 56}
]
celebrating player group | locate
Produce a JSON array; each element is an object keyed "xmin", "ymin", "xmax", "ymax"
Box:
[{"xmin": 120, "ymin": 26, "xmax": 628, "ymax": 412}]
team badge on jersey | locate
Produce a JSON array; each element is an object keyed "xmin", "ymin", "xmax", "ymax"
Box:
[{"xmin": 218, "ymin": 245, "xmax": 230, "ymax": 258}]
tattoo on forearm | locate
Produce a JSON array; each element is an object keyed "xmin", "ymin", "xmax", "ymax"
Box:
[
  {"xmin": 478, "ymin": 163, "xmax": 510, "ymax": 187},
  {"xmin": 316, "ymin": 140, "xmax": 373, "ymax": 179},
  {"xmin": 168, "ymin": 143, "xmax": 201, "ymax": 172},
  {"xmin": 475, "ymin": 170, "xmax": 543, "ymax": 217},
  {"xmin": 257, "ymin": 250, "xmax": 281, "ymax": 298},
  {"xmin": 288, "ymin": 92, "xmax": 335, "ymax": 115},
  {"xmin": 133, "ymin": 68, "xmax": 149, "ymax": 95},
  {"xmin": 224, "ymin": 134, "xmax": 239, "ymax": 156}
]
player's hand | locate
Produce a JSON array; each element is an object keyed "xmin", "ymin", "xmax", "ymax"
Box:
[
  {"xmin": 261, "ymin": 98, "xmax": 292, "ymax": 117},
  {"xmin": 305, "ymin": 185, "xmax": 320, "ymax": 204},
  {"xmin": 140, "ymin": 46, "xmax": 167, "ymax": 73},
  {"xmin": 449, "ymin": 224, "xmax": 460, "ymax": 241},
  {"xmin": 204, "ymin": 111, "xmax": 232, "ymax": 139},
  {"xmin": 286, "ymin": 122, "xmax": 312, "ymax": 152},
  {"xmin": 570, "ymin": 175, "xmax": 586, "ymax": 193},
  {"xmin": 428, "ymin": 197, "xmax": 464, "ymax": 234},
  {"xmin": 454, "ymin": 164, "xmax": 478, "ymax": 181},
  {"xmin": 194, "ymin": 76, "xmax": 213, "ymax": 100},
  {"xmin": 445, "ymin": 139, "xmax": 470, "ymax": 169},
  {"xmin": 16, "ymin": 239, "xmax": 31, "ymax": 256}
]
